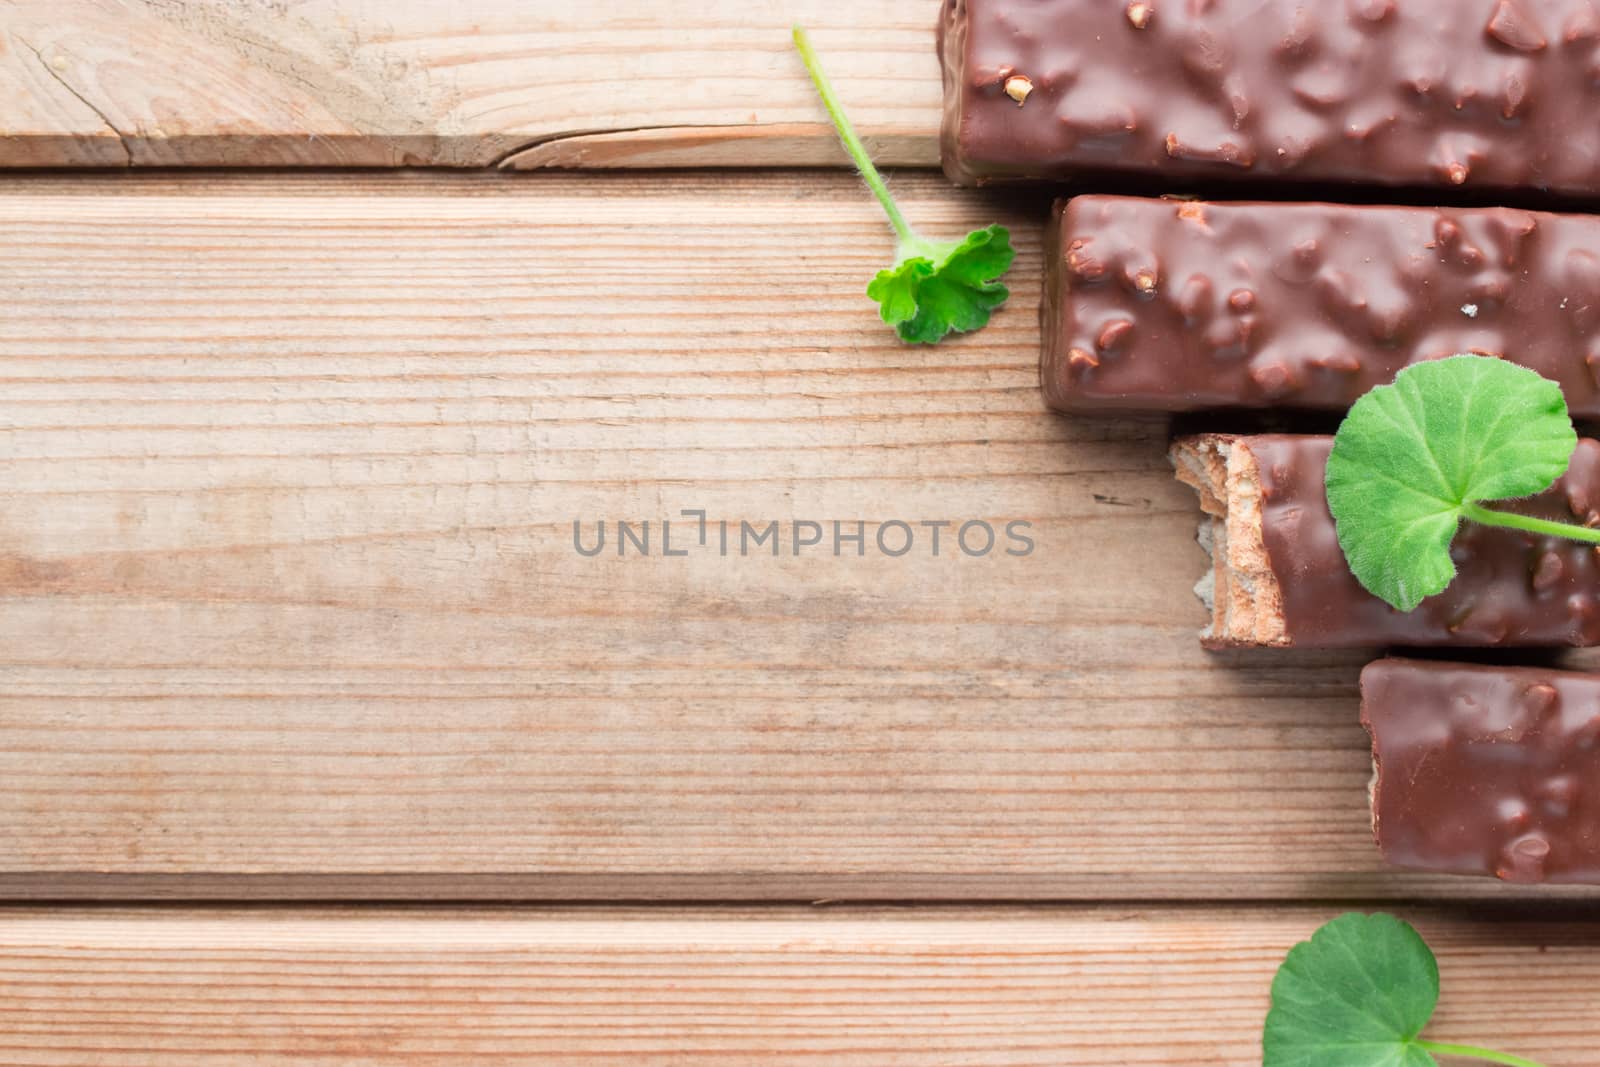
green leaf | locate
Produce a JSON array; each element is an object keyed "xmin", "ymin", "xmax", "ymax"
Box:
[
  {"xmin": 795, "ymin": 28, "xmax": 1014, "ymax": 345},
  {"xmin": 1264, "ymin": 913, "xmax": 1440, "ymax": 1067},
  {"xmin": 1325, "ymin": 355, "xmax": 1578, "ymax": 612},
  {"xmin": 866, "ymin": 225, "xmax": 1015, "ymax": 345}
]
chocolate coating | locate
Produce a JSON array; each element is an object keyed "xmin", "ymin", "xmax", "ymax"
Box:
[
  {"xmin": 1045, "ymin": 196, "xmax": 1600, "ymax": 413},
  {"xmin": 1248, "ymin": 435, "xmax": 1600, "ymax": 646},
  {"xmin": 1362, "ymin": 657, "xmax": 1600, "ymax": 885},
  {"xmin": 940, "ymin": 0, "xmax": 1600, "ymax": 193}
]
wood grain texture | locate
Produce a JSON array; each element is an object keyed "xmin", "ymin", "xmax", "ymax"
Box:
[
  {"xmin": 0, "ymin": 906, "xmax": 1593, "ymax": 1065},
  {"xmin": 3, "ymin": 171, "xmax": 1599, "ymax": 902},
  {"xmin": 0, "ymin": 0, "xmax": 940, "ymax": 168}
]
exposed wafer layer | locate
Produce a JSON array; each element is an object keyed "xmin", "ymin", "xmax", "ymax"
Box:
[{"xmin": 1171, "ymin": 434, "xmax": 1600, "ymax": 647}]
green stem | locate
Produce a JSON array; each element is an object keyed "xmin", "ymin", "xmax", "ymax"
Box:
[
  {"xmin": 1416, "ymin": 1040, "xmax": 1548, "ymax": 1067},
  {"xmin": 1462, "ymin": 502, "xmax": 1600, "ymax": 544},
  {"xmin": 792, "ymin": 25, "xmax": 917, "ymax": 246}
]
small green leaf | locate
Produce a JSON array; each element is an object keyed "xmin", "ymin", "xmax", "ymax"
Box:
[
  {"xmin": 866, "ymin": 225, "xmax": 1015, "ymax": 345},
  {"xmin": 1325, "ymin": 355, "xmax": 1578, "ymax": 611},
  {"xmin": 795, "ymin": 28, "xmax": 1014, "ymax": 345},
  {"xmin": 1264, "ymin": 913, "xmax": 1440, "ymax": 1067}
]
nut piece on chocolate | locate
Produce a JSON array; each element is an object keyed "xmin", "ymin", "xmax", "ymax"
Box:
[
  {"xmin": 1170, "ymin": 434, "xmax": 1600, "ymax": 648},
  {"xmin": 1362, "ymin": 657, "xmax": 1600, "ymax": 886},
  {"xmin": 1045, "ymin": 196, "xmax": 1600, "ymax": 415},
  {"xmin": 940, "ymin": 0, "xmax": 1600, "ymax": 194}
]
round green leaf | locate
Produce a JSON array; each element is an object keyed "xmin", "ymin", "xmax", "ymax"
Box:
[
  {"xmin": 1325, "ymin": 355, "xmax": 1577, "ymax": 612},
  {"xmin": 1264, "ymin": 913, "xmax": 1440, "ymax": 1067}
]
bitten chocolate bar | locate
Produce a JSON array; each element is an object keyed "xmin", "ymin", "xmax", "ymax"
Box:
[
  {"xmin": 940, "ymin": 0, "xmax": 1600, "ymax": 193},
  {"xmin": 1171, "ymin": 434, "xmax": 1600, "ymax": 647},
  {"xmin": 1362, "ymin": 658, "xmax": 1600, "ymax": 885},
  {"xmin": 1045, "ymin": 196, "xmax": 1600, "ymax": 414}
]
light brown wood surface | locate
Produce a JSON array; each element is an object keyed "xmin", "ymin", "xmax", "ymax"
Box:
[
  {"xmin": 0, "ymin": 1, "xmax": 939, "ymax": 168},
  {"xmin": 5, "ymin": 5, "xmax": 1597, "ymax": 1058},
  {"xmin": 5, "ymin": 172, "xmax": 1597, "ymax": 902},
  {"xmin": 0, "ymin": 906, "xmax": 1594, "ymax": 1065}
]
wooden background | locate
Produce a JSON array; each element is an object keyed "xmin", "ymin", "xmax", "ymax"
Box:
[{"xmin": 1, "ymin": 3, "xmax": 1596, "ymax": 1064}]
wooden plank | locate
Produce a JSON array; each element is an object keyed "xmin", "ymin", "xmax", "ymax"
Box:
[
  {"xmin": 0, "ymin": 1, "xmax": 940, "ymax": 168},
  {"xmin": 3, "ymin": 171, "xmax": 1598, "ymax": 902},
  {"xmin": 0, "ymin": 906, "xmax": 1592, "ymax": 1065}
]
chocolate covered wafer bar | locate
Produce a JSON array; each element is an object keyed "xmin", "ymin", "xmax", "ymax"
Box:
[
  {"xmin": 1171, "ymin": 434, "xmax": 1600, "ymax": 647},
  {"xmin": 941, "ymin": 0, "xmax": 1600, "ymax": 193},
  {"xmin": 1362, "ymin": 657, "xmax": 1600, "ymax": 885},
  {"xmin": 1046, "ymin": 196, "xmax": 1600, "ymax": 414}
]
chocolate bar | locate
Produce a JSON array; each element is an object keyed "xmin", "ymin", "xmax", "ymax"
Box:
[
  {"xmin": 1045, "ymin": 196, "xmax": 1600, "ymax": 414},
  {"xmin": 1362, "ymin": 657, "xmax": 1600, "ymax": 885},
  {"xmin": 1170, "ymin": 434, "xmax": 1600, "ymax": 647},
  {"xmin": 940, "ymin": 0, "xmax": 1600, "ymax": 194}
]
